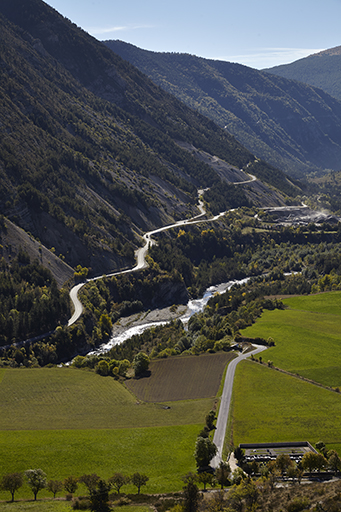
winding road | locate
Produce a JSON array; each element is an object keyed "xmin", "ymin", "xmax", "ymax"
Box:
[{"xmin": 68, "ymin": 187, "xmax": 242, "ymax": 326}]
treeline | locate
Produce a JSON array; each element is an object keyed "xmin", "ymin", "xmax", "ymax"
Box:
[
  {"xmin": 0, "ymin": 467, "xmax": 149, "ymax": 507},
  {"xmin": 0, "ymin": 250, "xmax": 70, "ymax": 347}
]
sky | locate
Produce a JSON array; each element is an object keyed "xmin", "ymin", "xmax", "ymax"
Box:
[{"xmin": 45, "ymin": 0, "xmax": 341, "ymax": 69}]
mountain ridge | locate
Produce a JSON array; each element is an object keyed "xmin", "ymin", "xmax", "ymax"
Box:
[
  {"xmin": 104, "ymin": 39, "xmax": 341, "ymax": 178},
  {"xmin": 264, "ymin": 45, "xmax": 341, "ymax": 103}
]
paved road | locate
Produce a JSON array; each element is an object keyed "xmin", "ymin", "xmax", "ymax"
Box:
[
  {"xmin": 67, "ymin": 194, "xmax": 217, "ymax": 325},
  {"xmin": 211, "ymin": 344, "xmax": 267, "ymax": 468},
  {"xmin": 67, "ymin": 173, "xmax": 258, "ymax": 326}
]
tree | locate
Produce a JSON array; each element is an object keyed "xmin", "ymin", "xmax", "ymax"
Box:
[
  {"xmin": 183, "ymin": 480, "xmax": 202, "ymax": 512},
  {"xmin": 205, "ymin": 410, "xmax": 216, "ymax": 431},
  {"xmin": 215, "ymin": 461, "xmax": 231, "ymax": 489},
  {"xmin": 108, "ymin": 473, "xmax": 130, "ymax": 494},
  {"xmin": 25, "ymin": 469, "xmax": 47, "ymax": 500},
  {"xmin": 131, "ymin": 472, "xmax": 149, "ymax": 494},
  {"xmin": 64, "ymin": 476, "xmax": 79, "ymax": 495},
  {"xmin": 79, "ymin": 474, "xmax": 100, "ymax": 493},
  {"xmin": 99, "ymin": 313, "xmax": 113, "ymax": 337},
  {"xmin": 47, "ymin": 479, "xmax": 63, "ymax": 498},
  {"xmin": 327, "ymin": 450, "xmax": 341, "ymax": 473},
  {"xmin": 194, "ymin": 436, "xmax": 217, "ymax": 470},
  {"xmin": 275, "ymin": 453, "xmax": 294, "ymax": 477},
  {"xmin": 301, "ymin": 452, "xmax": 327, "ymax": 473},
  {"xmin": 96, "ymin": 360, "xmax": 110, "ymax": 376},
  {"xmin": 89, "ymin": 479, "xmax": 111, "ymax": 512},
  {"xmin": 1, "ymin": 473, "xmax": 23, "ymax": 502},
  {"xmin": 133, "ymin": 352, "xmax": 149, "ymax": 377},
  {"xmin": 233, "ymin": 446, "xmax": 245, "ymax": 463},
  {"xmin": 197, "ymin": 471, "xmax": 214, "ymax": 491},
  {"xmin": 287, "ymin": 465, "xmax": 304, "ymax": 485}
]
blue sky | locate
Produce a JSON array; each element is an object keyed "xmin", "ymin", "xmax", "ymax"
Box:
[{"xmin": 45, "ymin": 0, "xmax": 341, "ymax": 69}]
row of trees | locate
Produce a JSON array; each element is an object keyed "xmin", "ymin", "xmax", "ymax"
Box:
[
  {"xmin": 73, "ymin": 351, "xmax": 150, "ymax": 378},
  {"xmin": 0, "ymin": 469, "xmax": 149, "ymax": 503}
]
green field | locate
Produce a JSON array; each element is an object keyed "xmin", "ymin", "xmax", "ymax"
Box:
[
  {"xmin": 0, "ymin": 424, "xmax": 199, "ymax": 498},
  {"xmin": 241, "ymin": 291, "xmax": 341, "ymax": 387},
  {"xmin": 0, "ymin": 365, "xmax": 215, "ymax": 499},
  {"xmin": 232, "ymin": 360, "xmax": 341, "ymax": 451},
  {"xmin": 0, "ymin": 368, "xmax": 211, "ymax": 430},
  {"xmin": 127, "ymin": 352, "xmax": 235, "ymax": 402}
]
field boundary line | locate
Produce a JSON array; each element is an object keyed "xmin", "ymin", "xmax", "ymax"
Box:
[{"xmin": 250, "ymin": 360, "xmax": 341, "ymax": 394}]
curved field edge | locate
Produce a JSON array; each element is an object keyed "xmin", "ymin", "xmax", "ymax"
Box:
[
  {"xmin": 126, "ymin": 352, "xmax": 235, "ymax": 402},
  {"xmin": 241, "ymin": 290, "xmax": 341, "ymax": 387},
  {"xmin": 0, "ymin": 425, "xmax": 200, "ymax": 499},
  {"xmin": 230, "ymin": 360, "xmax": 341, "ymax": 450},
  {"xmin": 0, "ymin": 368, "xmax": 212, "ymax": 430}
]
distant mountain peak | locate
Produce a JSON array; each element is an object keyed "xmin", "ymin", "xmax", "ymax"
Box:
[{"xmin": 310, "ymin": 45, "xmax": 341, "ymax": 57}]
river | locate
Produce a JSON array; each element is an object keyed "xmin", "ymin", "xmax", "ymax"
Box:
[{"xmin": 88, "ymin": 276, "xmax": 252, "ymax": 356}]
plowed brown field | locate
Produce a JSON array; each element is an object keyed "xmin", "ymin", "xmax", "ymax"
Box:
[{"xmin": 126, "ymin": 352, "xmax": 236, "ymax": 402}]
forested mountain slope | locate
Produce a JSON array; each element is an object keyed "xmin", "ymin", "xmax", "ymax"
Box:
[
  {"xmin": 104, "ymin": 40, "xmax": 341, "ymax": 178},
  {"xmin": 0, "ymin": 0, "xmax": 300, "ymax": 278},
  {"xmin": 264, "ymin": 46, "xmax": 341, "ymax": 103}
]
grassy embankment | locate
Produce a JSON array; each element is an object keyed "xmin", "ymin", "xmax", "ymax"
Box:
[
  {"xmin": 0, "ymin": 352, "xmax": 232, "ymax": 500},
  {"xmin": 231, "ymin": 291, "xmax": 341, "ymax": 451}
]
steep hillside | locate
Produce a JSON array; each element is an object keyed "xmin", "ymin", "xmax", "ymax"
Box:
[
  {"xmin": 264, "ymin": 46, "xmax": 341, "ymax": 102},
  {"xmin": 0, "ymin": 0, "xmax": 301, "ymax": 279},
  {"xmin": 104, "ymin": 40, "xmax": 341, "ymax": 178}
]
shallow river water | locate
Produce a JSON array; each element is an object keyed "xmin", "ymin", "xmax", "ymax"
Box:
[{"xmin": 90, "ymin": 276, "xmax": 251, "ymax": 356}]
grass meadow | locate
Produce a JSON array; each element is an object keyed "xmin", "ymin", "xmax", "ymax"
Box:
[
  {"xmin": 231, "ymin": 360, "xmax": 341, "ymax": 452},
  {"xmin": 231, "ymin": 291, "xmax": 341, "ymax": 453},
  {"xmin": 241, "ymin": 291, "xmax": 341, "ymax": 387},
  {"xmin": 0, "ymin": 502, "xmax": 71, "ymax": 512},
  {"xmin": 0, "ymin": 367, "xmax": 215, "ymax": 499},
  {"xmin": 0, "ymin": 368, "xmax": 211, "ymax": 430}
]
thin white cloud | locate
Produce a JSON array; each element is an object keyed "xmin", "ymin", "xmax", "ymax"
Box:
[
  {"xmin": 216, "ymin": 47, "xmax": 325, "ymax": 69},
  {"xmin": 87, "ymin": 24, "xmax": 154, "ymax": 36}
]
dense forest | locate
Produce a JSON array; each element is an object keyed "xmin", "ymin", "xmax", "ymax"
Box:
[{"xmin": 0, "ymin": 249, "xmax": 70, "ymax": 347}]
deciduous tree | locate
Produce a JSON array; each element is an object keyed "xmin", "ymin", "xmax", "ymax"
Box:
[
  {"xmin": 47, "ymin": 479, "xmax": 63, "ymax": 498},
  {"xmin": 205, "ymin": 410, "xmax": 216, "ymax": 431},
  {"xmin": 327, "ymin": 450, "xmax": 341, "ymax": 473},
  {"xmin": 215, "ymin": 461, "xmax": 231, "ymax": 489},
  {"xmin": 275, "ymin": 453, "xmax": 294, "ymax": 477},
  {"xmin": 131, "ymin": 472, "xmax": 149, "ymax": 494},
  {"xmin": 133, "ymin": 352, "xmax": 149, "ymax": 377},
  {"xmin": 1, "ymin": 473, "xmax": 23, "ymax": 502},
  {"xmin": 25, "ymin": 469, "xmax": 47, "ymax": 500},
  {"xmin": 108, "ymin": 473, "xmax": 130, "ymax": 494},
  {"xmin": 197, "ymin": 471, "xmax": 214, "ymax": 491},
  {"xmin": 79, "ymin": 474, "xmax": 100, "ymax": 493},
  {"xmin": 194, "ymin": 437, "xmax": 217, "ymax": 470},
  {"xmin": 301, "ymin": 452, "xmax": 327, "ymax": 473},
  {"xmin": 64, "ymin": 476, "xmax": 78, "ymax": 495}
]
